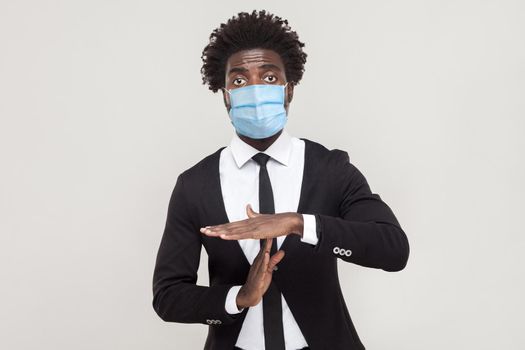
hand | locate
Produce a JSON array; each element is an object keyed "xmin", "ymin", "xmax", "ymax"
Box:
[
  {"xmin": 236, "ymin": 238, "xmax": 285, "ymax": 309},
  {"xmin": 200, "ymin": 204, "xmax": 304, "ymax": 240}
]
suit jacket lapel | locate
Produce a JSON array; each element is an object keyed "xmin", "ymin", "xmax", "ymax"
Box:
[
  {"xmin": 208, "ymin": 146, "xmax": 252, "ymax": 269},
  {"xmin": 279, "ymin": 138, "xmax": 317, "ymax": 253}
]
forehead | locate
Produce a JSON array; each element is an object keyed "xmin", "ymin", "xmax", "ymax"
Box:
[{"xmin": 225, "ymin": 48, "xmax": 285, "ymax": 73}]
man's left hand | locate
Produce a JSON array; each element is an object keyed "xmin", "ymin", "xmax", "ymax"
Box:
[{"xmin": 200, "ymin": 204, "xmax": 304, "ymax": 240}]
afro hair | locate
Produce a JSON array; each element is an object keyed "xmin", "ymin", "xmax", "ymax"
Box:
[{"xmin": 200, "ymin": 10, "xmax": 307, "ymax": 92}]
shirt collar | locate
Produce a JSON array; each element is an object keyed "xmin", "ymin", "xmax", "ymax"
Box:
[{"xmin": 230, "ymin": 129, "xmax": 293, "ymax": 168}]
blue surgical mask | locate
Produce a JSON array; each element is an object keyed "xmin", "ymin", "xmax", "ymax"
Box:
[{"xmin": 225, "ymin": 83, "xmax": 289, "ymax": 139}]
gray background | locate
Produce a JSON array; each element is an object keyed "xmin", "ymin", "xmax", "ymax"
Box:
[{"xmin": 1, "ymin": 0, "xmax": 524, "ymax": 349}]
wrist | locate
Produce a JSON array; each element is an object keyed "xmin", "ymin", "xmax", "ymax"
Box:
[
  {"xmin": 290, "ymin": 213, "xmax": 304, "ymax": 237},
  {"xmin": 236, "ymin": 287, "xmax": 249, "ymax": 310}
]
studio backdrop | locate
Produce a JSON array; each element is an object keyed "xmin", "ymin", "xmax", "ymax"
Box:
[{"xmin": 1, "ymin": 1, "xmax": 524, "ymax": 349}]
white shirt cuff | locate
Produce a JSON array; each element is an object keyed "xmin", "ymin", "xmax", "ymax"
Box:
[
  {"xmin": 300, "ymin": 214, "xmax": 319, "ymax": 246},
  {"xmin": 225, "ymin": 285, "xmax": 244, "ymax": 314}
]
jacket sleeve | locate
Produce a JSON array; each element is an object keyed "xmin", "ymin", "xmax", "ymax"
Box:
[
  {"xmin": 152, "ymin": 173, "xmax": 242, "ymax": 325},
  {"xmin": 311, "ymin": 151, "xmax": 410, "ymax": 272}
]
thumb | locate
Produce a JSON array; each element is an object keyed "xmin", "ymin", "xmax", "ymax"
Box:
[
  {"xmin": 269, "ymin": 250, "xmax": 286, "ymax": 271},
  {"xmin": 246, "ymin": 203, "xmax": 260, "ymax": 218}
]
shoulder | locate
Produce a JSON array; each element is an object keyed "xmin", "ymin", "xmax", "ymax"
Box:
[
  {"xmin": 300, "ymin": 137, "xmax": 351, "ymax": 167},
  {"xmin": 177, "ymin": 146, "xmax": 226, "ymax": 185},
  {"xmin": 300, "ymin": 138, "xmax": 370, "ymax": 196}
]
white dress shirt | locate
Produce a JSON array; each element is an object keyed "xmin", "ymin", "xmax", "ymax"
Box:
[{"xmin": 219, "ymin": 128, "xmax": 318, "ymax": 350}]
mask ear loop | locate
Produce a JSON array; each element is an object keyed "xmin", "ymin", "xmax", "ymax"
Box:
[
  {"xmin": 283, "ymin": 82, "xmax": 289, "ymax": 104},
  {"xmin": 222, "ymin": 87, "xmax": 232, "ymax": 110}
]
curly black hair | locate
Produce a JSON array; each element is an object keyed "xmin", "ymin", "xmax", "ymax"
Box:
[{"xmin": 200, "ymin": 10, "xmax": 307, "ymax": 93}]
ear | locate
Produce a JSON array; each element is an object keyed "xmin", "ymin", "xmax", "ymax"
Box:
[
  {"xmin": 287, "ymin": 83, "xmax": 294, "ymax": 104},
  {"xmin": 222, "ymin": 88, "xmax": 231, "ymax": 111},
  {"xmin": 284, "ymin": 82, "xmax": 294, "ymax": 110}
]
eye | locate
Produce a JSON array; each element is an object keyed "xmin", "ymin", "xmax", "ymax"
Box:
[
  {"xmin": 232, "ymin": 77, "xmax": 246, "ymax": 86},
  {"xmin": 263, "ymin": 75, "xmax": 278, "ymax": 83}
]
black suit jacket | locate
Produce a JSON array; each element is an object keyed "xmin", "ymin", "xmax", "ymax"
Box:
[{"xmin": 152, "ymin": 138, "xmax": 410, "ymax": 350}]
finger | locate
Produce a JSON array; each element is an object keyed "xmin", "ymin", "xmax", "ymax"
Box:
[
  {"xmin": 264, "ymin": 238, "xmax": 272, "ymax": 254},
  {"xmin": 214, "ymin": 232, "xmax": 257, "ymax": 240},
  {"xmin": 259, "ymin": 250, "xmax": 270, "ymax": 275},
  {"xmin": 271, "ymin": 250, "xmax": 286, "ymax": 264},
  {"xmin": 268, "ymin": 250, "xmax": 285, "ymax": 271},
  {"xmin": 252, "ymin": 249, "xmax": 264, "ymax": 271},
  {"xmin": 260, "ymin": 240, "xmax": 273, "ymax": 275},
  {"xmin": 203, "ymin": 214, "xmax": 278, "ymax": 238},
  {"xmin": 254, "ymin": 239, "xmax": 266, "ymax": 260},
  {"xmin": 200, "ymin": 225, "xmax": 251, "ymax": 238},
  {"xmin": 215, "ymin": 225, "xmax": 276, "ymax": 240},
  {"xmin": 201, "ymin": 219, "xmax": 259, "ymax": 237},
  {"xmin": 253, "ymin": 238, "xmax": 268, "ymax": 266},
  {"xmin": 255, "ymin": 238, "xmax": 269, "ymax": 260},
  {"xmin": 200, "ymin": 220, "xmax": 248, "ymax": 236},
  {"xmin": 200, "ymin": 226, "xmax": 224, "ymax": 236},
  {"xmin": 254, "ymin": 239, "xmax": 271, "ymax": 271},
  {"xmin": 201, "ymin": 216, "xmax": 259, "ymax": 232}
]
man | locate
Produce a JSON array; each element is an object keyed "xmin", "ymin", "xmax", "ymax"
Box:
[{"xmin": 152, "ymin": 10, "xmax": 409, "ymax": 350}]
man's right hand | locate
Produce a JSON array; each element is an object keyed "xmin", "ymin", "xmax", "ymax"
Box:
[{"xmin": 236, "ymin": 238, "xmax": 285, "ymax": 310}]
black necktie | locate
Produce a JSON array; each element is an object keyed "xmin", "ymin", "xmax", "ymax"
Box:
[{"xmin": 251, "ymin": 152, "xmax": 286, "ymax": 350}]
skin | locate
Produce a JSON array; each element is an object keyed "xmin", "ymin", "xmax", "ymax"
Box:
[{"xmin": 199, "ymin": 48, "xmax": 305, "ymax": 310}]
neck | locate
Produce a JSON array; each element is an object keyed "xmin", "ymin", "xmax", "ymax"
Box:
[{"xmin": 238, "ymin": 129, "xmax": 283, "ymax": 152}]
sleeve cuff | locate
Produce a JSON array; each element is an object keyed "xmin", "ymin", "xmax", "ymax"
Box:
[
  {"xmin": 225, "ymin": 285, "xmax": 244, "ymax": 314},
  {"xmin": 300, "ymin": 214, "xmax": 319, "ymax": 246}
]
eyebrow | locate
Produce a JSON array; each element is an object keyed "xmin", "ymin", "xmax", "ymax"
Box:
[
  {"xmin": 258, "ymin": 63, "xmax": 282, "ymax": 72},
  {"xmin": 227, "ymin": 67, "xmax": 249, "ymax": 75},
  {"xmin": 227, "ymin": 63, "xmax": 282, "ymax": 76}
]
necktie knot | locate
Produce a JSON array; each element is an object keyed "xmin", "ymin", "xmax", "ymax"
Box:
[{"xmin": 252, "ymin": 152, "xmax": 271, "ymax": 167}]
